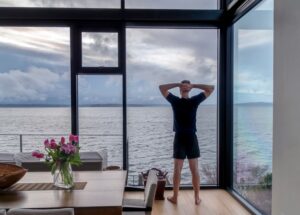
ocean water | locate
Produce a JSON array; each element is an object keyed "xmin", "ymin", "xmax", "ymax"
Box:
[
  {"xmin": 0, "ymin": 105, "xmax": 272, "ymax": 185},
  {"xmin": 233, "ymin": 105, "xmax": 273, "ymax": 184}
]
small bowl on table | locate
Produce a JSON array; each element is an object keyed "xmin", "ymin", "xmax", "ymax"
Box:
[{"xmin": 0, "ymin": 163, "xmax": 27, "ymax": 189}]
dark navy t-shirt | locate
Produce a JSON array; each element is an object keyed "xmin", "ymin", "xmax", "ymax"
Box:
[{"xmin": 166, "ymin": 92, "xmax": 207, "ymax": 134}]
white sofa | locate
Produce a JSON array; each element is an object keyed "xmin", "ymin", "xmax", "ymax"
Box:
[
  {"xmin": 0, "ymin": 153, "xmax": 15, "ymax": 165},
  {"xmin": 0, "ymin": 151, "xmax": 107, "ymax": 172}
]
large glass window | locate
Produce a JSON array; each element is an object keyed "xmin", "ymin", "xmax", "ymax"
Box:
[
  {"xmin": 233, "ymin": 0, "xmax": 273, "ymax": 214},
  {"xmin": 0, "ymin": 0, "xmax": 120, "ymax": 8},
  {"xmin": 126, "ymin": 0, "xmax": 218, "ymax": 9},
  {"xmin": 78, "ymin": 75, "xmax": 123, "ymax": 168},
  {"xmin": 0, "ymin": 27, "xmax": 70, "ymax": 153},
  {"xmin": 81, "ymin": 32, "xmax": 118, "ymax": 67},
  {"xmin": 127, "ymin": 28, "xmax": 218, "ymax": 186}
]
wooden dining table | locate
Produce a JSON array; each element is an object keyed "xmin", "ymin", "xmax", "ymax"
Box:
[{"xmin": 0, "ymin": 171, "xmax": 127, "ymax": 215}]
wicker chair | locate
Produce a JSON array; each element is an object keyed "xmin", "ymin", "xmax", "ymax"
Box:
[
  {"xmin": 123, "ymin": 170, "xmax": 158, "ymax": 212},
  {"xmin": 7, "ymin": 208, "xmax": 74, "ymax": 215},
  {"xmin": 0, "ymin": 163, "xmax": 27, "ymax": 189}
]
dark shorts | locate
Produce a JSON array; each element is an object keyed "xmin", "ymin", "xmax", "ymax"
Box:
[{"xmin": 173, "ymin": 133, "xmax": 200, "ymax": 159}]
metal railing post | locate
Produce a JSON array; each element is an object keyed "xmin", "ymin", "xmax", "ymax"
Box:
[{"xmin": 20, "ymin": 134, "xmax": 23, "ymax": 152}]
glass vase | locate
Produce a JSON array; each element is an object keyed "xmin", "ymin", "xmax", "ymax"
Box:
[{"xmin": 53, "ymin": 161, "xmax": 74, "ymax": 189}]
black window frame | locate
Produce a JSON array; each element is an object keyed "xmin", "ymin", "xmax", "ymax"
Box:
[{"xmin": 0, "ymin": 0, "xmax": 269, "ymax": 214}]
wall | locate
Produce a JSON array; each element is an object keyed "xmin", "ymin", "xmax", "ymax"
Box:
[{"xmin": 273, "ymin": 0, "xmax": 300, "ymax": 214}]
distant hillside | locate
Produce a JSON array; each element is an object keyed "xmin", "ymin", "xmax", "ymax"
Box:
[
  {"xmin": 0, "ymin": 104, "xmax": 67, "ymax": 108},
  {"xmin": 236, "ymin": 102, "xmax": 273, "ymax": 106},
  {"xmin": 0, "ymin": 103, "xmax": 167, "ymax": 107},
  {"xmin": 0, "ymin": 102, "xmax": 272, "ymax": 108}
]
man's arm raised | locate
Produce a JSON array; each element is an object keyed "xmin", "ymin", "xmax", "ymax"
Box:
[
  {"xmin": 192, "ymin": 84, "xmax": 215, "ymax": 98},
  {"xmin": 159, "ymin": 83, "xmax": 180, "ymax": 98}
]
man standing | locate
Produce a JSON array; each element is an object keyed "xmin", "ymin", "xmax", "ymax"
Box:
[{"xmin": 159, "ymin": 80, "xmax": 214, "ymax": 205}]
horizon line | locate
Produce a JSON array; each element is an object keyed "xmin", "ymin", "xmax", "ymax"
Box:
[{"xmin": 0, "ymin": 102, "xmax": 273, "ymax": 107}]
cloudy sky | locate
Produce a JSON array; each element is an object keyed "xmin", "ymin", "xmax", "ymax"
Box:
[
  {"xmin": 234, "ymin": 0, "xmax": 273, "ymax": 104},
  {"xmin": 0, "ymin": 0, "xmax": 217, "ymax": 9},
  {"xmin": 0, "ymin": 0, "xmax": 273, "ymax": 105}
]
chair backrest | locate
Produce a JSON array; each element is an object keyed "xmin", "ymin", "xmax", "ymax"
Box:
[
  {"xmin": 7, "ymin": 208, "xmax": 74, "ymax": 215},
  {"xmin": 144, "ymin": 170, "xmax": 158, "ymax": 208},
  {"xmin": 104, "ymin": 165, "xmax": 121, "ymax": 171},
  {"xmin": 0, "ymin": 209, "xmax": 6, "ymax": 215}
]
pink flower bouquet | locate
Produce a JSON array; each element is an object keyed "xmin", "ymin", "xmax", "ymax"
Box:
[{"xmin": 32, "ymin": 134, "xmax": 81, "ymax": 188}]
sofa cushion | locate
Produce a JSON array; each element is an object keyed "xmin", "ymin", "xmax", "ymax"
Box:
[
  {"xmin": 0, "ymin": 153, "xmax": 15, "ymax": 164},
  {"xmin": 80, "ymin": 152, "xmax": 103, "ymax": 161}
]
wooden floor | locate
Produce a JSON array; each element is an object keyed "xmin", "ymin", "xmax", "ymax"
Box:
[{"xmin": 124, "ymin": 190, "xmax": 251, "ymax": 215}]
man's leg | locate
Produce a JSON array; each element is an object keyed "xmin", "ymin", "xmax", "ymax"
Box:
[
  {"xmin": 188, "ymin": 158, "xmax": 201, "ymax": 205},
  {"xmin": 167, "ymin": 158, "xmax": 184, "ymax": 204}
]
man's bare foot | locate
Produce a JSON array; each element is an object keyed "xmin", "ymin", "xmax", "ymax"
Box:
[
  {"xmin": 167, "ymin": 196, "xmax": 177, "ymax": 204},
  {"xmin": 195, "ymin": 197, "xmax": 202, "ymax": 205}
]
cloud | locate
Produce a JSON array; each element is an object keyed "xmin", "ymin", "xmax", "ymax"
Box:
[
  {"xmin": 82, "ymin": 32, "xmax": 118, "ymax": 67},
  {"xmin": 0, "ymin": 27, "xmax": 70, "ymax": 70},
  {"xmin": 126, "ymin": 28, "xmax": 218, "ymax": 104},
  {"xmin": 78, "ymin": 76, "xmax": 122, "ymax": 105},
  {"xmin": 127, "ymin": 29, "xmax": 217, "ymax": 59},
  {"xmin": 0, "ymin": 67, "xmax": 69, "ymax": 104},
  {"xmin": 104, "ymin": 76, "xmax": 122, "ymax": 88},
  {"xmin": 126, "ymin": 0, "xmax": 217, "ymax": 9},
  {"xmin": 127, "ymin": 29, "xmax": 218, "ymax": 83},
  {"xmin": 234, "ymin": 26, "xmax": 273, "ymax": 104},
  {"xmin": 238, "ymin": 30, "xmax": 273, "ymax": 49},
  {"xmin": 0, "ymin": 0, "xmax": 120, "ymax": 8},
  {"xmin": 256, "ymin": 0, "xmax": 273, "ymax": 11},
  {"xmin": 0, "ymin": 27, "xmax": 69, "ymax": 55},
  {"xmin": 0, "ymin": 1, "xmax": 274, "ymax": 105},
  {"xmin": 234, "ymin": 69, "xmax": 273, "ymax": 96},
  {"xmin": 0, "ymin": 0, "xmax": 216, "ymax": 9}
]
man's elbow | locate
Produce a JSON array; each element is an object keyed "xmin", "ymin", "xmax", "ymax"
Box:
[
  {"xmin": 208, "ymin": 85, "xmax": 215, "ymax": 93},
  {"xmin": 159, "ymin": 85, "xmax": 164, "ymax": 93},
  {"xmin": 205, "ymin": 86, "xmax": 215, "ymax": 96},
  {"xmin": 159, "ymin": 85, "xmax": 165, "ymax": 95}
]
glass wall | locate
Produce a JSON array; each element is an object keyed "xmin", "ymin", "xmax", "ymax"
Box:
[
  {"xmin": 0, "ymin": 0, "xmax": 120, "ymax": 8},
  {"xmin": 126, "ymin": 0, "xmax": 218, "ymax": 9},
  {"xmin": 0, "ymin": 27, "xmax": 70, "ymax": 153},
  {"xmin": 233, "ymin": 0, "xmax": 273, "ymax": 214},
  {"xmin": 0, "ymin": 0, "xmax": 218, "ymax": 9},
  {"xmin": 78, "ymin": 75, "xmax": 123, "ymax": 168},
  {"xmin": 127, "ymin": 28, "xmax": 218, "ymax": 186}
]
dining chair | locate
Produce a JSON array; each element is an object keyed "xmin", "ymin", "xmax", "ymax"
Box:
[
  {"xmin": 123, "ymin": 170, "xmax": 158, "ymax": 211},
  {"xmin": 7, "ymin": 208, "xmax": 74, "ymax": 215},
  {"xmin": 0, "ymin": 209, "xmax": 6, "ymax": 215},
  {"xmin": 104, "ymin": 165, "xmax": 121, "ymax": 170}
]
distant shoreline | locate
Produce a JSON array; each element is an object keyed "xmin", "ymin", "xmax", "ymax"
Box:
[{"xmin": 0, "ymin": 102, "xmax": 272, "ymax": 108}]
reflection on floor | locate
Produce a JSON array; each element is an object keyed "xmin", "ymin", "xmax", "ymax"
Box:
[{"xmin": 124, "ymin": 190, "xmax": 251, "ymax": 215}]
